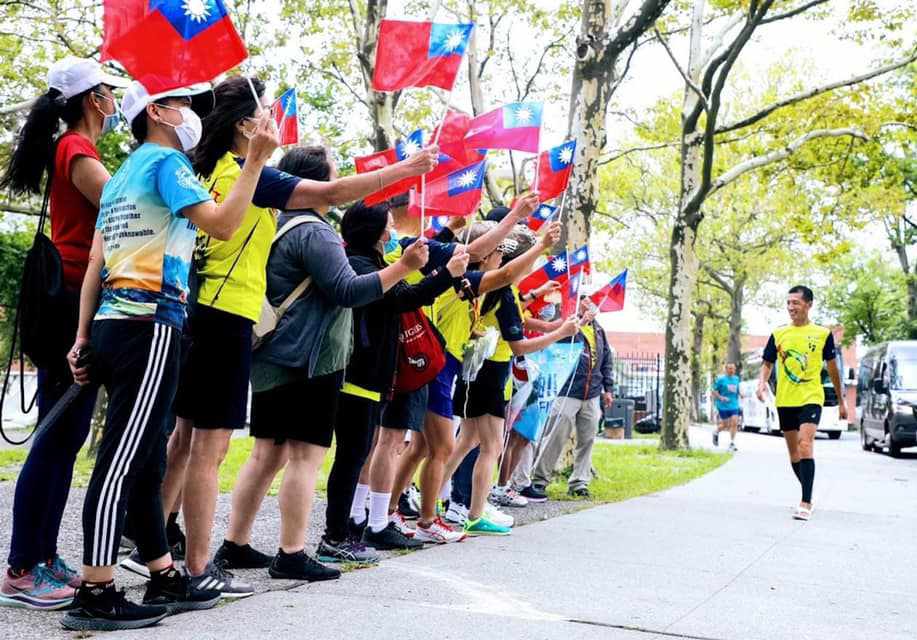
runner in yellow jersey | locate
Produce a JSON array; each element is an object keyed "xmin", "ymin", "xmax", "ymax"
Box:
[{"xmin": 757, "ymin": 285, "xmax": 847, "ymax": 521}]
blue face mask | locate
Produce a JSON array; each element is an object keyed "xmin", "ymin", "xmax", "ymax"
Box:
[
  {"xmin": 383, "ymin": 228, "xmax": 399, "ymax": 254},
  {"xmin": 95, "ymin": 93, "xmax": 121, "ymax": 135}
]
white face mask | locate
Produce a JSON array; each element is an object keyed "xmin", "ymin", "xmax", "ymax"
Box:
[{"xmin": 157, "ymin": 104, "xmax": 202, "ymax": 151}]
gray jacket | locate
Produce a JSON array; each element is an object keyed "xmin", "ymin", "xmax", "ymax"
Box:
[{"xmin": 254, "ymin": 210, "xmax": 383, "ymax": 375}]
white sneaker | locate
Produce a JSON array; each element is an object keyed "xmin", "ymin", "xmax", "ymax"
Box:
[
  {"xmin": 414, "ymin": 517, "xmax": 467, "ymax": 544},
  {"xmin": 490, "ymin": 485, "xmax": 528, "ymax": 508},
  {"xmin": 443, "ymin": 501, "xmax": 469, "ymax": 526},
  {"xmin": 389, "ymin": 510, "xmax": 416, "ymax": 538},
  {"xmin": 407, "ymin": 484, "xmax": 422, "ymax": 514},
  {"xmin": 484, "ymin": 502, "xmax": 515, "ymax": 528}
]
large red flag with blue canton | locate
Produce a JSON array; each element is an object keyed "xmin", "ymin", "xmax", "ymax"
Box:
[
  {"xmin": 537, "ymin": 140, "xmax": 576, "ymax": 202},
  {"xmin": 273, "ymin": 88, "xmax": 298, "ymax": 146},
  {"xmin": 591, "ymin": 270, "xmax": 627, "ymax": 312},
  {"xmin": 407, "ymin": 160, "xmax": 487, "ymax": 217},
  {"xmin": 519, "ymin": 251, "xmax": 569, "ymax": 295},
  {"xmin": 102, "ymin": 0, "xmax": 248, "ymax": 94},
  {"xmin": 464, "ymin": 102, "xmax": 543, "ymax": 153},
  {"xmin": 431, "ymin": 109, "xmax": 487, "ymax": 167},
  {"xmin": 372, "ymin": 21, "xmax": 474, "ymax": 91},
  {"xmin": 355, "ymin": 129, "xmax": 424, "ymax": 205}
]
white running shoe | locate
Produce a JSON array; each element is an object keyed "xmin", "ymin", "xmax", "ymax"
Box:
[
  {"xmin": 490, "ymin": 485, "xmax": 528, "ymax": 508},
  {"xmin": 414, "ymin": 517, "xmax": 467, "ymax": 544},
  {"xmin": 388, "ymin": 510, "xmax": 416, "ymax": 538},
  {"xmin": 443, "ymin": 501, "xmax": 469, "ymax": 526},
  {"xmin": 407, "ymin": 484, "xmax": 422, "ymax": 515},
  {"xmin": 484, "ymin": 502, "xmax": 515, "ymax": 528}
]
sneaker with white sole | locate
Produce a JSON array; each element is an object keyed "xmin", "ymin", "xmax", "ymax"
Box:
[
  {"xmin": 119, "ymin": 549, "xmax": 149, "ymax": 579},
  {"xmin": 464, "ymin": 516, "xmax": 511, "ymax": 536},
  {"xmin": 484, "ymin": 502, "xmax": 514, "ymax": 528},
  {"xmin": 443, "ymin": 501, "xmax": 469, "ymax": 526},
  {"xmin": 186, "ymin": 562, "xmax": 253, "ymax": 599},
  {"xmin": 414, "ymin": 517, "xmax": 467, "ymax": 544},
  {"xmin": 406, "ymin": 483, "xmax": 422, "ymax": 515},
  {"xmin": 490, "ymin": 485, "xmax": 528, "ymax": 508},
  {"xmin": 389, "ymin": 510, "xmax": 416, "ymax": 538}
]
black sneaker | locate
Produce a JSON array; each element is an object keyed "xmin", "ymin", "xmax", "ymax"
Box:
[
  {"xmin": 316, "ymin": 536, "xmax": 379, "ymax": 564},
  {"xmin": 398, "ymin": 493, "xmax": 420, "ymax": 520},
  {"xmin": 61, "ymin": 584, "xmax": 168, "ymax": 631},
  {"xmin": 268, "ymin": 549, "xmax": 341, "ymax": 582},
  {"xmin": 187, "ymin": 562, "xmax": 254, "ymax": 599},
  {"xmin": 520, "ymin": 485, "xmax": 548, "ymax": 503},
  {"xmin": 568, "ymin": 486, "xmax": 592, "ymax": 499},
  {"xmin": 142, "ymin": 568, "xmax": 221, "ymax": 614},
  {"xmin": 167, "ymin": 523, "xmax": 186, "ymax": 561},
  {"xmin": 362, "ymin": 522, "xmax": 423, "ymax": 551},
  {"xmin": 348, "ymin": 516, "xmax": 368, "ymax": 539},
  {"xmin": 213, "ymin": 539, "xmax": 273, "ymax": 570}
]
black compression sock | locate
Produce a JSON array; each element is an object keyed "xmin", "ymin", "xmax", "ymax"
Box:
[
  {"xmin": 167, "ymin": 512, "xmax": 179, "ymax": 529},
  {"xmin": 791, "ymin": 461, "xmax": 802, "ymax": 483},
  {"xmin": 798, "ymin": 458, "xmax": 815, "ymax": 503}
]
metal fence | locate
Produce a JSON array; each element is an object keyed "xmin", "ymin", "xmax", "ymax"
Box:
[{"xmin": 611, "ymin": 352, "xmax": 662, "ymax": 417}]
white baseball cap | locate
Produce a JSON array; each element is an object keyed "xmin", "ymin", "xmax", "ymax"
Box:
[
  {"xmin": 47, "ymin": 57, "xmax": 129, "ymax": 99},
  {"xmin": 122, "ymin": 80, "xmax": 215, "ymax": 126}
]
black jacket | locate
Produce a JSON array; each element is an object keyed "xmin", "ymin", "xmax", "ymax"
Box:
[
  {"xmin": 344, "ymin": 252, "xmax": 455, "ymax": 396},
  {"xmin": 558, "ymin": 321, "xmax": 614, "ymax": 400}
]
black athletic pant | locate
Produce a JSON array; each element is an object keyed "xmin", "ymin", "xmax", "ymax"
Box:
[
  {"xmin": 324, "ymin": 394, "xmax": 379, "ymax": 542},
  {"xmin": 82, "ymin": 320, "xmax": 179, "ymax": 567}
]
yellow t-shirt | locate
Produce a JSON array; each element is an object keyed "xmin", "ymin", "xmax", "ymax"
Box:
[
  {"xmin": 195, "ymin": 153, "xmax": 298, "ymax": 322},
  {"xmin": 477, "ymin": 285, "xmax": 525, "ymax": 363},
  {"xmin": 764, "ymin": 323, "xmax": 835, "ymax": 407}
]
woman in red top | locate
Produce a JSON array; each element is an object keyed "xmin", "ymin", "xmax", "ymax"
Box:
[{"xmin": 0, "ymin": 57, "xmax": 126, "ymax": 610}]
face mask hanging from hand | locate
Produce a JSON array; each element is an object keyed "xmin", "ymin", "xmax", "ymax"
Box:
[{"xmin": 159, "ymin": 105, "xmax": 203, "ymax": 151}]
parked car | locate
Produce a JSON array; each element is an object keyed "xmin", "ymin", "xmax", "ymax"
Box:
[{"xmin": 857, "ymin": 341, "xmax": 917, "ymax": 457}]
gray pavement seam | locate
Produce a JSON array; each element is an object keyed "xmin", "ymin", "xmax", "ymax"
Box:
[{"xmin": 567, "ymin": 618, "xmax": 728, "ymax": 640}]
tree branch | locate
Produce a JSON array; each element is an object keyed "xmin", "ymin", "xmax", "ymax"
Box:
[
  {"xmin": 716, "ymin": 47, "xmax": 917, "ymax": 135},
  {"xmin": 760, "ymin": 0, "xmax": 829, "ymax": 24},
  {"xmin": 709, "ymin": 128, "xmax": 869, "ymax": 196},
  {"xmin": 654, "ymin": 27, "xmax": 707, "ymax": 112}
]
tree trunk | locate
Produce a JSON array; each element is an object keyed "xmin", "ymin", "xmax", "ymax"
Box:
[
  {"xmin": 358, "ymin": 0, "xmax": 397, "ymax": 151},
  {"xmin": 562, "ymin": 0, "xmax": 615, "ymax": 250},
  {"xmin": 726, "ymin": 276, "xmax": 744, "ymax": 372},
  {"xmin": 690, "ymin": 311, "xmax": 706, "ymax": 422}
]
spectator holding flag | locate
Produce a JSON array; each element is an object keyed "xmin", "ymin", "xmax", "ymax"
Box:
[
  {"xmin": 62, "ymin": 79, "xmax": 280, "ymax": 631},
  {"xmin": 530, "ymin": 295, "xmax": 614, "ymax": 500}
]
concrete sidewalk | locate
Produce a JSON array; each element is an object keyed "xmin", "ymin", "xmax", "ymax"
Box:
[{"xmin": 6, "ymin": 426, "xmax": 917, "ymax": 639}]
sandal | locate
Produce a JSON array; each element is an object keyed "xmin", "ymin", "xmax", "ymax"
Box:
[{"xmin": 792, "ymin": 506, "xmax": 811, "ymax": 521}]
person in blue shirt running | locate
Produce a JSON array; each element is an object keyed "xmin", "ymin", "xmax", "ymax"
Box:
[{"xmin": 712, "ymin": 362, "xmax": 742, "ymax": 451}]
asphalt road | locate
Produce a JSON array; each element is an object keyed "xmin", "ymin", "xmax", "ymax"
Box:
[{"xmin": 2, "ymin": 426, "xmax": 916, "ymax": 639}]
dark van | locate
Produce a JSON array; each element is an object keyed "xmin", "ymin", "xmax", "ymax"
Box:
[{"xmin": 857, "ymin": 341, "xmax": 917, "ymax": 457}]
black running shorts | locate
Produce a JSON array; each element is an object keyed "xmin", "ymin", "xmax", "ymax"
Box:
[{"xmin": 776, "ymin": 404, "xmax": 822, "ymax": 432}]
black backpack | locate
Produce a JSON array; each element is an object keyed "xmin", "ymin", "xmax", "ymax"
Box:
[{"xmin": 1, "ymin": 170, "xmax": 79, "ymax": 444}]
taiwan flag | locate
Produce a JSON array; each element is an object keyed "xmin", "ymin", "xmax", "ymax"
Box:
[
  {"xmin": 372, "ymin": 21, "xmax": 474, "ymax": 91},
  {"xmin": 431, "ymin": 109, "xmax": 487, "ymax": 167},
  {"xmin": 424, "ymin": 214, "xmax": 450, "ymax": 238},
  {"xmin": 537, "ymin": 140, "xmax": 576, "ymax": 202},
  {"xmin": 519, "ymin": 251, "xmax": 569, "ymax": 295},
  {"xmin": 569, "ymin": 245, "xmax": 590, "ymax": 275},
  {"xmin": 590, "ymin": 270, "xmax": 627, "ymax": 312},
  {"xmin": 465, "ymin": 102, "xmax": 543, "ymax": 153},
  {"xmin": 102, "ymin": 0, "xmax": 248, "ymax": 94},
  {"xmin": 561, "ymin": 271, "xmax": 583, "ymax": 318},
  {"xmin": 527, "ymin": 204, "xmax": 556, "ymax": 231},
  {"xmin": 355, "ymin": 129, "xmax": 424, "ymax": 206},
  {"xmin": 273, "ymin": 89, "xmax": 298, "ymax": 146},
  {"xmin": 407, "ymin": 160, "xmax": 487, "ymax": 218}
]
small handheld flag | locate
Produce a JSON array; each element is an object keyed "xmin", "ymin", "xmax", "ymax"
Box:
[
  {"xmin": 355, "ymin": 129, "xmax": 424, "ymax": 206},
  {"xmin": 527, "ymin": 204, "xmax": 556, "ymax": 232},
  {"xmin": 372, "ymin": 21, "xmax": 474, "ymax": 91},
  {"xmin": 537, "ymin": 140, "xmax": 576, "ymax": 202},
  {"xmin": 570, "ymin": 245, "xmax": 590, "ymax": 275},
  {"xmin": 464, "ymin": 102, "xmax": 543, "ymax": 153},
  {"xmin": 519, "ymin": 251, "xmax": 569, "ymax": 295},
  {"xmin": 431, "ymin": 109, "xmax": 487, "ymax": 167},
  {"xmin": 590, "ymin": 270, "xmax": 627, "ymax": 312},
  {"xmin": 102, "ymin": 0, "xmax": 248, "ymax": 94},
  {"xmin": 407, "ymin": 160, "xmax": 487, "ymax": 218},
  {"xmin": 273, "ymin": 89, "xmax": 298, "ymax": 146}
]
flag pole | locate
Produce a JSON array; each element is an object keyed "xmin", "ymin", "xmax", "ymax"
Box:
[
  {"xmin": 246, "ymin": 75, "xmax": 262, "ymax": 113},
  {"xmin": 426, "ymin": 83, "xmax": 456, "ymax": 237}
]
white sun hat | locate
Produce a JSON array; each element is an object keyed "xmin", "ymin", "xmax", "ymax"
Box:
[
  {"xmin": 122, "ymin": 80, "xmax": 215, "ymax": 126},
  {"xmin": 47, "ymin": 57, "xmax": 130, "ymax": 99}
]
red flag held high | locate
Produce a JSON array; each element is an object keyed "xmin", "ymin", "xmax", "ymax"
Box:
[
  {"xmin": 407, "ymin": 161, "xmax": 487, "ymax": 218},
  {"xmin": 464, "ymin": 102, "xmax": 543, "ymax": 153},
  {"xmin": 273, "ymin": 88, "xmax": 298, "ymax": 146},
  {"xmin": 519, "ymin": 251, "xmax": 570, "ymax": 295},
  {"xmin": 372, "ymin": 21, "xmax": 474, "ymax": 91},
  {"xmin": 431, "ymin": 109, "xmax": 487, "ymax": 167},
  {"xmin": 536, "ymin": 140, "xmax": 576, "ymax": 202},
  {"xmin": 102, "ymin": 0, "xmax": 248, "ymax": 94},
  {"xmin": 590, "ymin": 270, "xmax": 627, "ymax": 312},
  {"xmin": 355, "ymin": 130, "xmax": 424, "ymax": 205}
]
